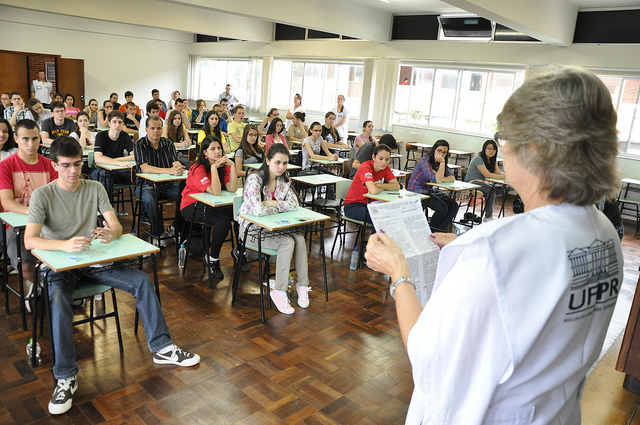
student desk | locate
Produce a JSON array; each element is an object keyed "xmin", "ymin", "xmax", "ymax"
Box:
[
  {"xmin": 392, "ymin": 169, "xmax": 409, "ymax": 186},
  {"xmin": 404, "ymin": 142, "xmax": 431, "ymax": 170},
  {"xmin": 486, "ymin": 178, "xmax": 511, "ymax": 219},
  {"xmin": 0, "ymin": 212, "xmax": 29, "ymax": 330},
  {"xmin": 289, "ymin": 149, "xmax": 300, "ymax": 157},
  {"xmin": 95, "ymin": 160, "xmax": 136, "ymax": 171},
  {"xmin": 187, "ymin": 189, "xmax": 243, "ymax": 286},
  {"xmin": 288, "ymin": 140, "xmax": 302, "ymax": 147},
  {"xmin": 235, "ymin": 207, "xmax": 330, "ymax": 323},
  {"xmin": 327, "ymin": 146, "xmax": 351, "ymax": 159},
  {"xmin": 29, "ymin": 234, "xmax": 160, "ymax": 365},
  {"xmin": 389, "ymin": 153, "xmax": 403, "ymax": 170},
  {"xmin": 291, "ymin": 174, "xmax": 350, "ymax": 208},
  {"xmin": 364, "ymin": 190, "xmax": 429, "ymax": 203},
  {"xmin": 135, "ymin": 171, "xmax": 188, "ymax": 246},
  {"xmin": 617, "ymin": 178, "xmax": 640, "ymax": 232},
  {"xmin": 309, "ymin": 157, "xmax": 344, "ymax": 175},
  {"xmin": 427, "ymin": 180, "xmax": 482, "ymax": 228},
  {"xmin": 448, "ymin": 149, "xmax": 473, "ymax": 166}
]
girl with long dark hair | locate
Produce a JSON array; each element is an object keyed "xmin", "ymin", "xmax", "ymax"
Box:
[
  {"xmin": 464, "ymin": 139, "xmax": 506, "ymax": 221},
  {"xmin": 234, "ymin": 124, "xmax": 264, "ymax": 178}
]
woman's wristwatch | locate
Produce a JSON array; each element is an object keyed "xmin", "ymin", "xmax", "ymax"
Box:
[{"xmin": 390, "ymin": 276, "xmax": 414, "ymax": 299}]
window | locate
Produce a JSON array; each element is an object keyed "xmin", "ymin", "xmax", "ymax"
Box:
[
  {"xmin": 191, "ymin": 58, "xmax": 262, "ymax": 110},
  {"xmin": 270, "ymin": 60, "xmax": 363, "ymax": 117},
  {"xmin": 597, "ymin": 74, "xmax": 640, "ymax": 155},
  {"xmin": 394, "ymin": 64, "xmax": 525, "ymax": 137}
]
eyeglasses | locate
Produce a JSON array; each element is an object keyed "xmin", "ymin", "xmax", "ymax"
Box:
[{"xmin": 495, "ymin": 133, "xmax": 507, "ymax": 146}]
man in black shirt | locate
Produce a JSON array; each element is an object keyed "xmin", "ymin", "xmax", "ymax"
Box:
[
  {"xmin": 92, "ymin": 110, "xmax": 134, "ymax": 204},
  {"xmin": 41, "ymin": 101, "xmax": 75, "ymax": 144}
]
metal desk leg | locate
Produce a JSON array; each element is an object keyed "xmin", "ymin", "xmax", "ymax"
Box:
[
  {"xmin": 320, "ymin": 222, "xmax": 328, "ymax": 301},
  {"xmin": 257, "ymin": 229, "xmax": 265, "ymax": 323},
  {"xmin": 16, "ymin": 229, "xmax": 27, "ymax": 330}
]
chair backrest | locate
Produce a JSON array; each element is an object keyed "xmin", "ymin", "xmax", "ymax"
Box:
[
  {"xmin": 87, "ymin": 150, "xmax": 95, "ymax": 169},
  {"xmin": 335, "ymin": 179, "xmax": 351, "ymax": 201},
  {"xmin": 233, "ymin": 195, "xmax": 243, "ymax": 220},
  {"xmin": 349, "ymin": 146, "xmax": 355, "ymax": 160}
]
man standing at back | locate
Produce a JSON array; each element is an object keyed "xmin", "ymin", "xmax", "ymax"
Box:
[
  {"xmin": 0, "ymin": 119, "xmax": 57, "ymax": 286},
  {"xmin": 218, "ymin": 84, "xmax": 240, "ymax": 109},
  {"xmin": 41, "ymin": 102, "xmax": 75, "ymax": 144},
  {"xmin": 30, "ymin": 70, "xmax": 54, "ymax": 109},
  {"xmin": 24, "ymin": 137, "xmax": 199, "ymax": 416}
]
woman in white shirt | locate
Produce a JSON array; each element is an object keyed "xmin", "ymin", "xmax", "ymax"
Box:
[{"xmin": 332, "ymin": 95, "xmax": 349, "ymax": 144}]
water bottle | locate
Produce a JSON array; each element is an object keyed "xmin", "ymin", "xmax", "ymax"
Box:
[
  {"xmin": 349, "ymin": 248, "xmax": 359, "ymax": 270},
  {"xmin": 26, "ymin": 338, "xmax": 41, "ymax": 363},
  {"xmin": 178, "ymin": 243, "xmax": 186, "ymax": 270},
  {"xmin": 288, "ymin": 273, "xmax": 294, "ymax": 288}
]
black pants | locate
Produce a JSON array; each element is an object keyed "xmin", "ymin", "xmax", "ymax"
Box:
[
  {"xmin": 427, "ymin": 190, "xmax": 459, "ymax": 232},
  {"xmin": 180, "ymin": 203, "xmax": 233, "ymax": 258}
]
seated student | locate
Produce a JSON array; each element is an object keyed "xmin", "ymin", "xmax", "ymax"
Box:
[
  {"xmin": 219, "ymin": 99, "xmax": 232, "ymax": 123},
  {"xmin": 259, "ymin": 108, "xmax": 280, "ymax": 136},
  {"xmin": 163, "ymin": 110, "xmax": 191, "ymax": 166},
  {"xmin": 151, "ymin": 89, "xmax": 168, "ymax": 112},
  {"xmin": 264, "ymin": 117, "xmax": 288, "ymax": 152},
  {"xmin": 236, "ymin": 143, "xmax": 311, "ymax": 315},
  {"xmin": 156, "ymin": 100, "xmax": 167, "ymax": 120},
  {"xmin": 407, "ymin": 139, "xmax": 459, "ymax": 232},
  {"xmin": 180, "ymin": 136, "xmax": 238, "ymax": 278},
  {"xmin": 0, "ymin": 119, "xmax": 58, "ymax": 286},
  {"xmin": 197, "ymin": 110, "xmax": 229, "ymax": 153},
  {"xmin": 0, "ymin": 92, "xmax": 11, "ymax": 119},
  {"xmin": 24, "ymin": 137, "xmax": 199, "ymax": 416},
  {"xmin": 41, "ymin": 101, "xmax": 76, "ymax": 144},
  {"xmin": 234, "ymin": 125, "xmax": 264, "ymax": 178},
  {"xmin": 464, "ymin": 139, "xmax": 506, "ymax": 222},
  {"xmin": 213, "ymin": 103, "xmax": 229, "ymax": 136},
  {"xmin": 0, "ymin": 118, "xmax": 18, "ymax": 160},
  {"xmin": 321, "ymin": 112, "xmax": 348, "ymax": 148},
  {"xmin": 25, "ymin": 98, "xmax": 52, "ymax": 129},
  {"xmin": 183, "ymin": 99, "xmax": 192, "ymax": 122},
  {"xmin": 134, "ymin": 116, "xmax": 185, "ymax": 247},
  {"xmin": 53, "ymin": 93, "xmax": 64, "ymax": 104},
  {"xmin": 168, "ymin": 90, "xmax": 180, "ymax": 111},
  {"xmin": 92, "ymin": 111, "xmax": 134, "ymax": 203},
  {"xmin": 118, "ymin": 91, "xmax": 141, "ymax": 115},
  {"xmin": 174, "ymin": 98, "xmax": 191, "ymax": 130},
  {"xmin": 191, "ymin": 99, "xmax": 208, "ymax": 127},
  {"xmin": 354, "ymin": 120, "xmax": 376, "ymax": 154},
  {"xmin": 301, "ymin": 121, "xmax": 338, "ymax": 170},
  {"xmin": 349, "ymin": 133, "xmax": 398, "ymax": 178},
  {"xmin": 138, "ymin": 100, "xmax": 163, "ymax": 139},
  {"xmin": 69, "ymin": 111, "xmax": 95, "ymax": 149},
  {"xmin": 123, "ymin": 101, "xmax": 141, "ymax": 135},
  {"xmin": 286, "ymin": 111, "xmax": 308, "ymax": 143},
  {"xmin": 83, "ymin": 98, "xmax": 99, "ymax": 124},
  {"xmin": 4, "ymin": 92, "xmax": 29, "ymax": 126},
  {"xmin": 109, "ymin": 92, "xmax": 120, "ymax": 111},
  {"xmin": 227, "ymin": 105, "xmax": 246, "ymax": 152},
  {"xmin": 63, "ymin": 93, "xmax": 80, "ymax": 119},
  {"xmin": 344, "ymin": 144, "xmax": 399, "ymax": 222},
  {"xmin": 97, "ymin": 101, "xmax": 113, "ymax": 129}
]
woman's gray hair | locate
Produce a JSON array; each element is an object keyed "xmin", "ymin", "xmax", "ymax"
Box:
[{"xmin": 497, "ymin": 67, "xmax": 619, "ymax": 205}]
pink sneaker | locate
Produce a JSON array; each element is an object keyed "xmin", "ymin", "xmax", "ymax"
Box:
[
  {"xmin": 270, "ymin": 290, "xmax": 295, "ymax": 314},
  {"xmin": 296, "ymin": 283, "xmax": 312, "ymax": 308}
]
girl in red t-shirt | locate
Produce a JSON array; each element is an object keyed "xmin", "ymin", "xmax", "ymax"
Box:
[
  {"xmin": 180, "ymin": 135, "xmax": 238, "ymax": 278},
  {"xmin": 344, "ymin": 144, "xmax": 399, "ymax": 223}
]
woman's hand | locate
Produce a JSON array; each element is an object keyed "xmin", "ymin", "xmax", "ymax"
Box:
[
  {"xmin": 365, "ymin": 232, "xmax": 410, "ymax": 280},
  {"xmin": 434, "ymin": 152, "xmax": 445, "ymax": 163},
  {"xmin": 429, "ymin": 232, "xmax": 457, "ymax": 248},
  {"xmin": 261, "ymin": 200, "xmax": 278, "ymax": 208}
]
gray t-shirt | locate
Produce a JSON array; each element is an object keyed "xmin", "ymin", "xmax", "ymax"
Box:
[
  {"xmin": 28, "ymin": 180, "xmax": 113, "ymax": 240},
  {"xmin": 464, "ymin": 154, "xmax": 488, "ymax": 183},
  {"xmin": 301, "ymin": 136, "xmax": 322, "ymax": 170}
]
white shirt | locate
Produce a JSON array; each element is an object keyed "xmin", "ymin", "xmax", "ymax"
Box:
[
  {"xmin": 31, "ymin": 79, "xmax": 53, "ymax": 104},
  {"xmin": 406, "ymin": 204, "xmax": 622, "ymax": 425},
  {"xmin": 286, "ymin": 105, "xmax": 305, "ymax": 130},
  {"xmin": 332, "ymin": 106, "xmax": 349, "ymax": 141}
]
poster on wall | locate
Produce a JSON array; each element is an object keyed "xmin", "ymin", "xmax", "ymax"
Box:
[{"xmin": 45, "ymin": 62, "xmax": 55, "ymax": 82}]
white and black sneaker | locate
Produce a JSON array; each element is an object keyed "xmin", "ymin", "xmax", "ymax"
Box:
[
  {"xmin": 153, "ymin": 344, "xmax": 200, "ymax": 367},
  {"xmin": 48, "ymin": 376, "xmax": 78, "ymax": 415},
  {"xmin": 24, "ymin": 281, "xmax": 34, "ymax": 314}
]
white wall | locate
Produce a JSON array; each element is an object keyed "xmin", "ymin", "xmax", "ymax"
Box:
[{"xmin": 0, "ymin": 5, "xmax": 191, "ymax": 107}]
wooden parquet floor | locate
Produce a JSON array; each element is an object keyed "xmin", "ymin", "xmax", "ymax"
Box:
[{"xmin": 0, "ymin": 199, "xmax": 638, "ymax": 424}]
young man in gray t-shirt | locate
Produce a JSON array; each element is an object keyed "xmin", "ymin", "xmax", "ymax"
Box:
[{"xmin": 24, "ymin": 137, "xmax": 200, "ymax": 416}]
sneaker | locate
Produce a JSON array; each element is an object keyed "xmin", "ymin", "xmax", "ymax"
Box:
[
  {"xmin": 48, "ymin": 376, "xmax": 78, "ymax": 415},
  {"xmin": 262, "ymin": 279, "xmax": 276, "ymax": 290},
  {"xmin": 162, "ymin": 225, "xmax": 176, "ymax": 238},
  {"xmin": 204, "ymin": 257, "xmax": 224, "ymax": 279},
  {"xmin": 231, "ymin": 249, "xmax": 250, "ymax": 272},
  {"xmin": 24, "ymin": 281, "xmax": 34, "ymax": 314},
  {"xmin": 160, "ymin": 230, "xmax": 174, "ymax": 240},
  {"xmin": 483, "ymin": 216, "xmax": 495, "ymax": 223},
  {"xmin": 270, "ymin": 289, "xmax": 295, "ymax": 314},
  {"xmin": 153, "ymin": 238, "xmax": 167, "ymax": 248},
  {"xmin": 153, "ymin": 344, "xmax": 200, "ymax": 366},
  {"xmin": 296, "ymin": 283, "xmax": 312, "ymax": 308}
]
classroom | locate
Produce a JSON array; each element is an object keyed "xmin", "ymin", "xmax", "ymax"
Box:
[{"xmin": 1, "ymin": 1, "xmax": 640, "ymax": 423}]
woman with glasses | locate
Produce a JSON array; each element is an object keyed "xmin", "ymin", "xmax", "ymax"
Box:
[
  {"xmin": 97, "ymin": 101, "xmax": 114, "ymax": 129},
  {"xmin": 464, "ymin": 139, "xmax": 506, "ymax": 222}
]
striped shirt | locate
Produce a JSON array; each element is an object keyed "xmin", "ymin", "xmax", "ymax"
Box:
[{"xmin": 134, "ymin": 136, "xmax": 178, "ymax": 186}]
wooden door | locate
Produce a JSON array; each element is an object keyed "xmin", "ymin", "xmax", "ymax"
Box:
[
  {"xmin": 56, "ymin": 58, "xmax": 85, "ymax": 109},
  {"xmin": 0, "ymin": 52, "xmax": 29, "ymax": 98}
]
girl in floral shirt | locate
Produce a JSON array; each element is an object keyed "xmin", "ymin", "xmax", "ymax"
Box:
[{"xmin": 236, "ymin": 143, "xmax": 311, "ymax": 315}]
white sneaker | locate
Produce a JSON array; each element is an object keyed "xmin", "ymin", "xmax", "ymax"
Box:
[
  {"xmin": 24, "ymin": 280, "xmax": 34, "ymax": 314},
  {"xmin": 262, "ymin": 279, "xmax": 276, "ymax": 290},
  {"xmin": 483, "ymin": 216, "xmax": 495, "ymax": 223},
  {"xmin": 153, "ymin": 344, "xmax": 200, "ymax": 366},
  {"xmin": 296, "ymin": 283, "xmax": 312, "ymax": 308},
  {"xmin": 270, "ymin": 290, "xmax": 295, "ymax": 314},
  {"xmin": 48, "ymin": 376, "xmax": 78, "ymax": 415},
  {"xmin": 153, "ymin": 238, "xmax": 167, "ymax": 248}
]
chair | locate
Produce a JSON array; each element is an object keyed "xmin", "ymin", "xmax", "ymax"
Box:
[
  {"xmin": 618, "ymin": 197, "xmax": 640, "ymax": 233},
  {"xmin": 132, "ymin": 182, "xmax": 180, "ymax": 253},
  {"xmin": 330, "ymin": 195, "xmax": 375, "ymax": 268},
  {"xmin": 88, "ymin": 152, "xmax": 135, "ymax": 217},
  {"xmin": 231, "ymin": 196, "xmax": 281, "ymax": 323},
  {"xmin": 32, "ymin": 273, "xmax": 124, "ymax": 368},
  {"xmin": 312, "ymin": 180, "xmax": 351, "ymax": 253}
]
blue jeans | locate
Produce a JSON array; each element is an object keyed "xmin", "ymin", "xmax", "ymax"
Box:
[
  {"xmin": 48, "ymin": 265, "xmax": 172, "ymax": 380},
  {"xmin": 136, "ymin": 182, "xmax": 181, "ymax": 237},
  {"xmin": 92, "ymin": 168, "xmax": 133, "ymax": 204}
]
